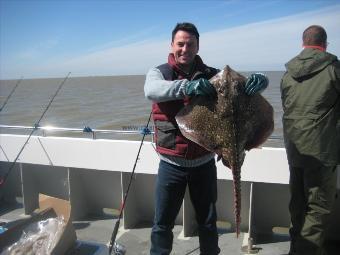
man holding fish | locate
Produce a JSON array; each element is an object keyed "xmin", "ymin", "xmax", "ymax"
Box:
[{"xmin": 144, "ymin": 22, "xmax": 268, "ymax": 255}]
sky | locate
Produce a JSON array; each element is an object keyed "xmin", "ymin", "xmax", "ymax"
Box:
[{"xmin": 1, "ymin": 0, "xmax": 340, "ymax": 79}]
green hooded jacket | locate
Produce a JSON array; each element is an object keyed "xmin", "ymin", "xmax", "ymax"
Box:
[{"xmin": 281, "ymin": 48, "xmax": 340, "ymax": 166}]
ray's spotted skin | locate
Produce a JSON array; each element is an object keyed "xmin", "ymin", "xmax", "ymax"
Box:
[{"xmin": 176, "ymin": 65, "xmax": 274, "ymax": 237}]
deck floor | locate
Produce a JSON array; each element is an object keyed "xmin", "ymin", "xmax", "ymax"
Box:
[
  {"xmin": 1, "ymin": 200, "xmax": 339, "ymax": 255},
  {"xmin": 72, "ymin": 217, "xmax": 290, "ymax": 255}
]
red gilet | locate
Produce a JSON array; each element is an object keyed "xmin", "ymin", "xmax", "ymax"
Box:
[{"xmin": 152, "ymin": 54, "xmax": 218, "ymax": 159}]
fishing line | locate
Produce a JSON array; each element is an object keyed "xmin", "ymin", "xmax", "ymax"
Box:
[
  {"xmin": 0, "ymin": 72, "xmax": 71, "ymax": 188},
  {"xmin": 0, "ymin": 76, "xmax": 23, "ymax": 112},
  {"xmin": 108, "ymin": 111, "xmax": 152, "ymax": 255}
]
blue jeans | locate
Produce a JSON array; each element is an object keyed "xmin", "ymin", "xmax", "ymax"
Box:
[{"xmin": 150, "ymin": 159, "xmax": 220, "ymax": 255}]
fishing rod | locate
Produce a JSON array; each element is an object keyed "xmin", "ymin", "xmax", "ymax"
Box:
[
  {"xmin": 108, "ymin": 111, "xmax": 152, "ymax": 255},
  {"xmin": 0, "ymin": 72, "xmax": 71, "ymax": 188},
  {"xmin": 0, "ymin": 76, "xmax": 23, "ymax": 112}
]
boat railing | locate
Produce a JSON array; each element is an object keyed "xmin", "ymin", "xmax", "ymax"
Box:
[
  {"xmin": 0, "ymin": 124, "xmax": 154, "ymax": 140},
  {"xmin": 0, "ymin": 124, "xmax": 283, "ymax": 142}
]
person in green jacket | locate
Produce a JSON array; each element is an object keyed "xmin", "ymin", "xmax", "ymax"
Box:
[{"xmin": 281, "ymin": 25, "xmax": 340, "ymax": 255}]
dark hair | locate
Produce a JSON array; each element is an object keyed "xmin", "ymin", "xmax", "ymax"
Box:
[
  {"xmin": 172, "ymin": 22, "xmax": 200, "ymax": 44},
  {"xmin": 303, "ymin": 25, "xmax": 327, "ymax": 46}
]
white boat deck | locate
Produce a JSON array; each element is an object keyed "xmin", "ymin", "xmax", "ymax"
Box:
[{"xmin": 1, "ymin": 131, "xmax": 340, "ymax": 254}]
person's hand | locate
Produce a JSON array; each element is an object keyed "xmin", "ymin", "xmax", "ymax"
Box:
[
  {"xmin": 244, "ymin": 73, "xmax": 268, "ymax": 96},
  {"xmin": 185, "ymin": 78, "xmax": 217, "ymax": 97}
]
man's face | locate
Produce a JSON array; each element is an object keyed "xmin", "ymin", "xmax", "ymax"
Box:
[{"xmin": 171, "ymin": 30, "xmax": 199, "ymax": 68}]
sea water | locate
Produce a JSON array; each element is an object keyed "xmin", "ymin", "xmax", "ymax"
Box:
[{"xmin": 0, "ymin": 72, "xmax": 284, "ymax": 146}]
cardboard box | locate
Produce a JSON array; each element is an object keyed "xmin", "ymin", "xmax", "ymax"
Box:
[{"xmin": 0, "ymin": 194, "xmax": 77, "ymax": 254}]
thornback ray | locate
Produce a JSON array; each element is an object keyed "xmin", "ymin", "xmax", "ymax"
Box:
[{"xmin": 175, "ymin": 65, "xmax": 274, "ymax": 237}]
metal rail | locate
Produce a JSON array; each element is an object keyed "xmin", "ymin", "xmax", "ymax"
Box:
[
  {"xmin": 0, "ymin": 124, "xmax": 283, "ymax": 141},
  {"xmin": 0, "ymin": 124, "xmax": 155, "ymax": 139}
]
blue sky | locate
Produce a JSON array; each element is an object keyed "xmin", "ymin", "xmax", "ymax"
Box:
[{"xmin": 1, "ymin": 0, "xmax": 340, "ymax": 79}]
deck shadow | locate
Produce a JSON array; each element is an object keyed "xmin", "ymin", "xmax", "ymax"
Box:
[
  {"xmin": 0, "ymin": 200, "xmax": 23, "ymax": 217},
  {"xmin": 254, "ymin": 232, "xmax": 291, "ymax": 245}
]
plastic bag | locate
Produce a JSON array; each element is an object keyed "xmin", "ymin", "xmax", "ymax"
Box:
[{"xmin": 2, "ymin": 216, "xmax": 66, "ymax": 255}]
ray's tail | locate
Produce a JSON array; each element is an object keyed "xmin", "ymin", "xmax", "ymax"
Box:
[
  {"xmin": 232, "ymin": 166, "xmax": 241, "ymax": 237},
  {"xmin": 230, "ymin": 89, "xmax": 242, "ymax": 238}
]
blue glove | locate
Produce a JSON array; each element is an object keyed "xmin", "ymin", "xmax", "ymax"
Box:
[
  {"xmin": 244, "ymin": 73, "xmax": 268, "ymax": 96},
  {"xmin": 185, "ymin": 78, "xmax": 216, "ymax": 97}
]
